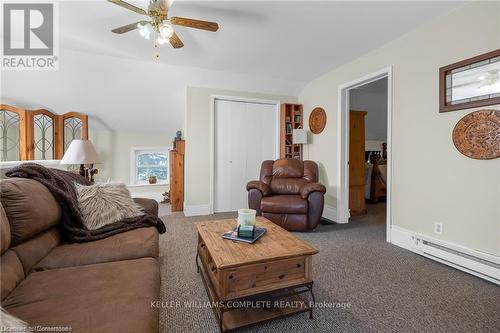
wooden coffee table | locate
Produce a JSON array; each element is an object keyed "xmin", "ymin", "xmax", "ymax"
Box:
[{"xmin": 195, "ymin": 216, "xmax": 319, "ymax": 332}]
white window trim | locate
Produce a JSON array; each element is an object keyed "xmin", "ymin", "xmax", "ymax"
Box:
[{"xmin": 130, "ymin": 146, "xmax": 171, "ymax": 185}]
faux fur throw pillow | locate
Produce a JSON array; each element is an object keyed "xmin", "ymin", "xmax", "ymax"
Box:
[
  {"xmin": 1, "ymin": 307, "xmax": 27, "ymax": 329},
  {"xmin": 75, "ymin": 182, "xmax": 145, "ymax": 230}
]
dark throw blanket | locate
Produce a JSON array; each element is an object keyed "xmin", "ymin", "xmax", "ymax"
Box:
[{"xmin": 6, "ymin": 163, "xmax": 166, "ymax": 242}]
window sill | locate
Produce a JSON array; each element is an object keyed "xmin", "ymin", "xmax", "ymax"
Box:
[{"xmin": 127, "ymin": 183, "xmax": 169, "ymax": 188}]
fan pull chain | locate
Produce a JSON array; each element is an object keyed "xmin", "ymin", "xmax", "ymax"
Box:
[{"xmin": 155, "ymin": 43, "xmax": 159, "ymax": 59}]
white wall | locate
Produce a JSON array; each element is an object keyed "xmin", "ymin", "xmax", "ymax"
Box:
[
  {"xmin": 299, "ymin": 2, "xmax": 500, "ymax": 256},
  {"xmin": 184, "ymin": 87, "xmax": 297, "ymax": 209},
  {"xmin": 350, "ymin": 78, "xmax": 388, "ymax": 141},
  {"xmin": 89, "ymin": 129, "xmax": 171, "ymax": 183},
  {"xmin": 1, "ymin": 48, "xmax": 303, "ymax": 187}
]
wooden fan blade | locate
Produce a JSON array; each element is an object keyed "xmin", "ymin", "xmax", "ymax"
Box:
[
  {"xmin": 169, "ymin": 32, "xmax": 184, "ymax": 48},
  {"xmin": 111, "ymin": 21, "xmax": 148, "ymax": 34},
  {"xmin": 170, "ymin": 16, "xmax": 219, "ymax": 32},
  {"xmin": 107, "ymin": 0, "xmax": 148, "ymax": 15}
]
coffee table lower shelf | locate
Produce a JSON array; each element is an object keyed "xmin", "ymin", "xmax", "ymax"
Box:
[{"xmin": 196, "ymin": 253, "xmax": 315, "ymax": 332}]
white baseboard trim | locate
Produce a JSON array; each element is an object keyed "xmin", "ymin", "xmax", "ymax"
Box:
[
  {"xmin": 184, "ymin": 204, "xmax": 211, "ymax": 217},
  {"xmin": 391, "ymin": 226, "xmax": 500, "ymax": 285},
  {"xmin": 322, "ymin": 204, "xmax": 337, "ymax": 222}
]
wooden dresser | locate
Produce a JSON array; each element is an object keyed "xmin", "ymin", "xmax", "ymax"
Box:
[{"xmin": 349, "ymin": 111, "xmax": 367, "ymax": 216}]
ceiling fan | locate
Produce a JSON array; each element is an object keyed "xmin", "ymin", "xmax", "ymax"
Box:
[{"xmin": 107, "ymin": 0, "xmax": 219, "ymax": 48}]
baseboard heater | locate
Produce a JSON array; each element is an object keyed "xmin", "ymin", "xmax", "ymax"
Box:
[{"xmin": 411, "ymin": 235, "xmax": 500, "ymax": 285}]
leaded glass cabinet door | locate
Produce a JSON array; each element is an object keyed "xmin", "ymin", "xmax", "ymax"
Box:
[
  {"xmin": 0, "ymin": 104, "xmax": 28, "ymax": 161},
  {"xmin": 27, "ymin": 109, "xmax": 58, "ymax": 160},
  {"xmin": 56, "ymin": 112, "xmax": 88, "ymax": 159}
]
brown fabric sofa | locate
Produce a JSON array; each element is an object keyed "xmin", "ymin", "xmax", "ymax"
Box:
[
  {"xmin": 247, "ymin": 159, "xmax": 326, "ymax": 231},
  {"xmin": 0, "ymin": 178, "xmax": 161, "ymax": 332}
]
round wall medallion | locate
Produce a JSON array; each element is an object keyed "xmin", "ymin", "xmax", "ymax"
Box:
[
  {"xmin": 452, "ymin": 109, "xmax": 500, "ymax": 160},
  {"xmin": 309, "ymin": 107, "xmax": 327, "ymax": 134}
]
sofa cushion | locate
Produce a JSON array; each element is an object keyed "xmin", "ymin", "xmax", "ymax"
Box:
[
  {"xmin": 270, "ymin": 178, "xmax": 307, "ymax": 195},
  {"xmin": 3, "ymin": 258, "xmax": 160, "ymax": 333},
  {"xmin": 261, "ymin": 195, "xmax": 308, "ymax": 214},
  {"xmin": 0, "ymin": 179, "xmax": 61, "ymax": 245},
  {"xmin": 33, "ymin": 227, "xmax": 159, "ymax": 271},
  {"xmin": 1, "ymin": 204, "xmax": 11, "ymax": 254},
  {"xmin": 0, "ymin": 250, "xmax": 25, "ymax": 301},
  {"xmin": 10, "ymin": 228, "xmax": 60, "ymax": 275},
  {"xmin": 262, "ymin": 213, "xmax": 309, "ymax": 232},
  {"xmin": 272, "ymin": 158, "xmax": 304, "ymax": 178},
  {"xmin": 303, "ymin": 161, "xmax": 319, "ymax": 182}
]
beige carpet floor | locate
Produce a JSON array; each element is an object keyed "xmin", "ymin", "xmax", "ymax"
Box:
[{"xmin": 158, "ymin": 204, "xmax": 500, "ymax": 332}]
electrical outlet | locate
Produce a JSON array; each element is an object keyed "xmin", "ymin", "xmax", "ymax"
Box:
[{"xmin": 434, "ymin": 222, "xmax": 443, "ymax": 235}]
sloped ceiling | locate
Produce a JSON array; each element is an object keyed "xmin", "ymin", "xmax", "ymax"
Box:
[{"xmin": 1, "ymin": 1, "xmax": 463, "ymax": 132}]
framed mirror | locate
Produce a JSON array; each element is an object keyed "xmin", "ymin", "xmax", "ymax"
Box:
[{"xmin": 440, "ymin": 49, "xmax": 500, "ymax": 113}]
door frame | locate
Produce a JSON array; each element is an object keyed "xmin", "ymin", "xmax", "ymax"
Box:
[
  {"xmin": 337, "ymin": 66, "xmax": 393, "ymax": 242},
  {"xmin": 209, "ymin": 95, "xmax": 281, "ymax": 214}
]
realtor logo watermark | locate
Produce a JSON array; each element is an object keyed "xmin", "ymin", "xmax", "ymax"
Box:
[{"xmin": 2, "ymin": 1, "xmax": 59, "ymax": 70}]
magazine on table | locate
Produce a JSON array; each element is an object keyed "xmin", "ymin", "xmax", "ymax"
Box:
[{"xmin": 222, "ymin": 227, "xmax": 267, "ymax": 244}]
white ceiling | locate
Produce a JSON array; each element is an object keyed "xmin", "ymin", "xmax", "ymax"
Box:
[
  {"xmin": 61, "ymin": 0, "xmax": 464, "ymax": 82},
  {"xmin": 2, "ymin": 1, "xmax": 465, "ymax": 133}
]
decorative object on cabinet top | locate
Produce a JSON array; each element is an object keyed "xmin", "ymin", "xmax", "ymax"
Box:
[
  {"xmin": 309, "ymin": 107, "xmax": 327, "ymax": 134},
  {"xmin": 452, "ymin": 109, "xmax": 500, "ymax": 160}
]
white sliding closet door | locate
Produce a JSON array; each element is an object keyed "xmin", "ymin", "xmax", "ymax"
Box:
[{"xmin": 215, "ymin": 99, "xmax": 277, "ymax": 213}]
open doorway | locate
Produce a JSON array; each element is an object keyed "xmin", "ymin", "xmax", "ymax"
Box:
[
  {"xmin": 348, "ymin": 78, "xmax": 388, "ymax": 224},
  {"xmin": 337, "ymin": 67, "xmax": 392, "ymax": 242}
]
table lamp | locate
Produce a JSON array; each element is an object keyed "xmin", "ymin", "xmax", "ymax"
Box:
[
  {"xmin": 293, "ymin": 129, "xmax": 308, "ymax": 160},
  {"xmin": 293, "ymin": 128, "xmax": 308, "ymax": 145},
  {"xmin": 60, "ymin": 139, "xmax": 100, "ymax": 182}
]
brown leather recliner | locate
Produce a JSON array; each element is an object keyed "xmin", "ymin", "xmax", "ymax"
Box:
[{"xmin": 247, "ymin": 159, "xmax": 326, "ymax": 231}]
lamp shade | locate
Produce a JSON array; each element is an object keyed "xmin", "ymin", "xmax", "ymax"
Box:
[
  {"xmin": 60, "ymin": 140, "xmax": 100, "ymax": 165},
  {"xmin": 292, "ymin": 129, "xmax": 308, "ymax": 144}
]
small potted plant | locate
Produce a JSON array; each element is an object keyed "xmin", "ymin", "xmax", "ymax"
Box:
[{"xmin": 148, "ymin": 175, "xmax": 157, "ymax": 184}]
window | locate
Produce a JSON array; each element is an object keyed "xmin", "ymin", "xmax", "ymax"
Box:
[{"xmin": 131, "ymin": 148, "xmax": 169, "ymax": 185}]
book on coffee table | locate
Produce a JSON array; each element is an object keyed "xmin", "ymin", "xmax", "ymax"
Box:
[{"xmin": 222, "ymin": 227, "xmax": 267, "ymax": 244}]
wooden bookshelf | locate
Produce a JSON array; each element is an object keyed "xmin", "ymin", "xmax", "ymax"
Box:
[{"xmin": 280, "ymin": 103, "xmax": 303, "ymax": 160}]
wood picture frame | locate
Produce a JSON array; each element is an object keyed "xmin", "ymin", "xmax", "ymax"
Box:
[{"xmin": 439, "ymin": 49, "xmax": 500, "ymax": 113}]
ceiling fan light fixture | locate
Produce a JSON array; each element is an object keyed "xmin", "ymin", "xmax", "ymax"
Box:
[
  {"xmin": 156, "ymin": 36, "xmax": 170, "ymax": 45},
  {"xmin": 108, "ymin": 0, "xmax": 219, "ymax": 49},
  {"xmin": 138, "ymin": 23, "xmax": 153, "ymax": 39},
  {"xmin": 159, "ymin": 21, "xmax": 174, "ymax": 39}
]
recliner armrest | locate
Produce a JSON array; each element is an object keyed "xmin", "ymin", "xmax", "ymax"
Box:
[
  {"xmin": 300, "ymin": 182, "xmax": 326, "ymax": 199},
  {"xmin": 246, "ymin": 181, "xmax": 271, "ymax": 197}
]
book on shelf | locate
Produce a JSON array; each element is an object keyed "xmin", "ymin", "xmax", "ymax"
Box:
[{"xmin": 286, "ymin": 123, "xmax": 292, "ymax": 134}]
